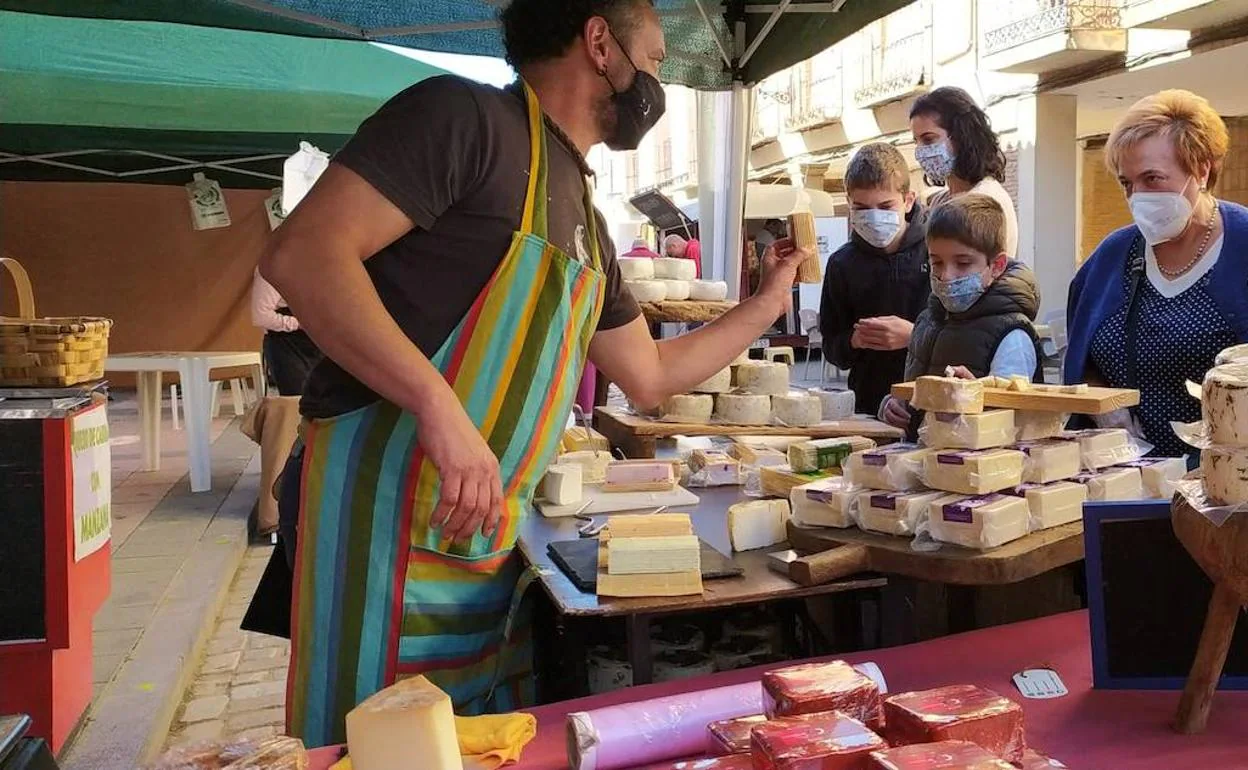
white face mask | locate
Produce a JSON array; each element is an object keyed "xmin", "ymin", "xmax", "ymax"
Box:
[
  {"xmin": 850, "ymin": 209, "xmax": 903, "ymax": 249},
  {"xmin": 915, "ymin": 141, "xmax": 955, "ymax": 183},
  {"xmin": 1129, "ymin": 178, "xmax": 1196, "ymax": 245}
]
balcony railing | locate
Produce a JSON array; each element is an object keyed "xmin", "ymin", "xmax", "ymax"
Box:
[
  {"xmin": 984, "ymin": 0, "xmax": 1123, "ymax": 56},
  {"xmin": 786, "ymin": 71, "xmax": 843, "ymax": 132},
  {"xmin": 853, "ymin": 30, "xmax": 930, "ymax": 108}
]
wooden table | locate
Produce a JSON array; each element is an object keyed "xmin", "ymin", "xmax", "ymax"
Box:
[
  {"xmin": 639, "ymin": 300, "xmax": 736, "ymax": 324},
  {"xmin": 594, "ymin": 406, "xmax": 903, "ymax": 459},
  {"xmin": 517, "ymin": 486, "xmax": 886, "ymax": 685}
]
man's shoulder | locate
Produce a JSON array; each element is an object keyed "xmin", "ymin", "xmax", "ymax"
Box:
[{"xmin": 378, "ymin": 75, "xmax": 513, "ymax": 119}]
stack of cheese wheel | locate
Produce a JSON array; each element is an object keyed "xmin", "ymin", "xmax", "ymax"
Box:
[
  {"xmin": 652, "ymin": 257, "xmax": 696, "ymax": 303},
  {"xmin": 1200, "ymin": 359, "xmax": 1248, "ymax": 506}
]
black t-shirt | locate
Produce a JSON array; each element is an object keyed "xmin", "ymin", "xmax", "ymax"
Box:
[{"xmin": 300, "ymin": 75, "xmax": 640, "ymax": 418}]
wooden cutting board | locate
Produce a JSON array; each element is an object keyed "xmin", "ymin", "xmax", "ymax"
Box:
[
  {"xmin": 536, "ymin": 483, "xmax": 699, "ymax": 517},
  {"xmin": 890, "ymin": 382, "xmax": 1139, "ymax": 415}
]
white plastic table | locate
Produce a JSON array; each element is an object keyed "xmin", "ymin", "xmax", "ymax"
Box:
[{"xmin": 105, "ymin": 352, "xmax": 265, "ymax": 492}]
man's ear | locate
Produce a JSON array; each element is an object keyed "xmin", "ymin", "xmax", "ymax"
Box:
[
  {"xmin": 903, "ymin": 190, "xmax": 917, "ymax": 215},
  {"xmin": 584, "ymin": 16, "xmax": 611, "ymax": 74},
  {"xmin": 990, "ymin": 252, "xmax": 1010, "ymax": 278}
]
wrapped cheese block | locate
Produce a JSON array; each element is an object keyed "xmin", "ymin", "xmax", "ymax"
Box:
[
  {"xmin": 1014, "ymin": 439, "xmax": 1082, "ymax": 484},
  {"xmin": 689, "ymin": 280, "xmax": 729, "ymax": 301},
  {"xmin": 868, "ymin": 740, "xmax": 1014, "ymax": 770},
  {"xmin": 559, "ymin": 450, "xmax": 613, "ymax": 484},
  {"xmin": 882, "ymin": 685, "xmax": 1025, "ymax": 763},
  {"xmin": 1216, "ymin": 343, "xmax": 1248, "ymax": 366},
  {"xmin": 927, "ymin": 494, "xmax": 1031, "ymax": 549},
  {"xmin": 1014, "ymin": 410, "xmax": 1069, "ymax": 441},
  {"xmin": 346, "ymin": 675, "xmax": 463, "ymax": 770},
  {"xmin": 813, "ymin": 388, "xmax": 857, "ymax": 420},
  {"xmin": 761, "ymin": 465, "xmax": 839, "ymax": 499},
  {"xmin": 1201, "ymin": 446, "xmax": 1248, "ymax": 505},
  {"xmin": 650, "ymin": 758, "xmax": 754, "ymax": 770},
  {"xmin": 715, "ymin": 393, "xmax": 772, "ymax": 425},
  {"xmin": 604, "ymin": 460, "xmax": 676, "ymax": 491},
  {"xmin": 1068, "ymin": 428, "xmax": 1137, "ymax": 469},
  {"xmin": 727, "ymin": 499, "xmax": 791, "ymax": 551},
  {"xmin": 920, "ymin": 410, "xmax": 1015, "ymax": 450},
  {"xmin": 692, "ymin": 367, "xmax": 733, "ymax": 394},
  {"xmin": 689, "ymin": 449, "xmax": 741, "ymax": 486},
  {"xmin": 857, "ymin": 490, "xmax": 946, "ymax": 537},
  {"xmin": 1202, "ymin": 362, "xmax": 1248, "ymax": 445},
  {"xmin": 660, "ymin": 279, "xmax": 692, "ymax": 301},
  {"xmin": 912, "ymin": 376, "xmax": 984, "ymax": 414},
  {"xmin": 844, "ymin": 443, "xmax": 934, "ymax": 492},
  {"xmin": 790, "ymin": 477, "xmax": 863, "ymax": 528},
  {"xmin": 751, "ymin": 711, "xmax": 886, "ymax": 770},
  {"xmin": 147, "ymin": 737, "xmax": 308, "ymax": 770},
  {"xmin": 1015, "ymin": 749, "xmax": 1069, "ymax": 769},
  {"xmin": 654, "ymin": 256, "xmax": 698, "ymax": 280},
  {"xmin": 773, "ymin": 391, "xmax": 823, "ymax": 427},
  {"xmin": 707, "ymin": 714, "xmax": 768, "ymax": 755},
  {"xmin": 1003, "ymin": 481, "xmax": 1086, "ymax": 529},
  {"xmin": 617, "ymin": 256, "xmax": 655, "ymax": 280},
  {"xmin": 789, "ymin": 436, "xmax": 876, "ymax": 472},
  {"xmin": 923, "ymin": 449, "xmax": 1025, "ymax": 495},
  {"xmin": 1072, "ymin": 467, "xmax": 1144, "ymax": 502},
  {"xmin": 730, "ymin": 442, "xmax": 788, "ymax": 467},
  {"xmin": 626, "ymin": 279, "xmax": 667, "ymax": 302},
  {"xmin": 661, "ymin": 394, "xmax": 714, "ymax": 423},
  {"xmin": 762, "ymin": 659, "xmax": 883, "ymax": 725},
  {"xmin": 734, "ymin": 361, "xmax": 791, "ymax": 396},
  {"xmin": 1114, "ymin": 456, "xmax": 1186, "ymax": 499},
  {"xmin": 543, "ymin": 464, "xmax": 583, "ymax": 505}
]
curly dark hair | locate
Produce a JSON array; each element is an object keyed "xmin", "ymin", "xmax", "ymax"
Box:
[
  {"xmin": 910, "ymin": 86, "xmax": 1007, "ymax": 186},
  {"xmin": 500, "ymin": 0, "xmax": 655, "ymax": 70}
]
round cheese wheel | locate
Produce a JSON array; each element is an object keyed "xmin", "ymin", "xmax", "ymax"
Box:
[
  {"xmin": 1201, "ymin": 445, "xmax": 1248, "ymax": 506},
  {"xmin": 772, "ymin": 391, "xmax": 823, "ymax": 427},
  {"xmin": 689, "ymin": 280, "xmax": 728, "ymax": 301},
  {"xmin": 691, "ymin": 367, "xmax": 732, "ymax": 394},
  {"xmin": 653, "ymin": 257, "xmax": 697, "ymax": 281},
  {"xmin": 1217, "ymin": 343, "xmax": 1248, "ymax": 366},
  {"xmin": 733, "ymin": 361, "xmax": 790, "ymax": 396},
  {"xmin": 626, "ymin": 280, "xmax": 667, "ymax": 303},
  {"xmin": 714, "ymin": 393, "xmax": 772, "ymax": 426},
  {"xmin": 814, "ymin": 388, "xmax": 856, "ymax": 420},
  {"xmin": 659, "ymin": 279, "xmax": 691, "ymax": 301},
  {"xmin": 617, "ymin": 257, "xmax": 655, "ymax": 281},
  {"xmin": 660, "ymin": 393, "xmax": 713, "ymax": 423},
  {"xmin": 1202, "ymin": 362, "xmax": 1248, "ymax": 446}
]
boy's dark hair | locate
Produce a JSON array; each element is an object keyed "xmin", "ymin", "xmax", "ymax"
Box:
[
  {"xmin": 500, "ymin": 0, "xmax": 655, "ymax": 70},
  {"xmin": 910, "ymin": 86, "xmax": 1007, "ymax": 186},
  {"xmin": 845, "ymin": 143, "xmax": 911, "ymax": 195},
  {"xmin": 926, "ymin": 194, "xmax": 1007, "ymax": 257}
]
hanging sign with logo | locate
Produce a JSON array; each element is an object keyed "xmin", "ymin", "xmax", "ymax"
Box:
[
  {"xmin": 264, "ymin": 188, "xmax": 287, "ymax": 231},
  {"xmin": 71, "ymin": 406, "xmax": 112, "ymax": 561},
  {"xmin": 186, "ymin": 172, "xmax": 231, "ymax": 230}
]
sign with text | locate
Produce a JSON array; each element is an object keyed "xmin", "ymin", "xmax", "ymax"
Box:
[{"xmin": 71, "ymin": 406, "xmax": 111, "ymax": 561}]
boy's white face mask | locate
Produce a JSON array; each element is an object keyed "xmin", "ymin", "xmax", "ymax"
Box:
[
  {"xmin": 1129, "ymin": 177, "xmax": 1196, "ymax": 245},
  {"xmin": 850, "ymin": 209, "xmax": 903, "ymax": 249}
]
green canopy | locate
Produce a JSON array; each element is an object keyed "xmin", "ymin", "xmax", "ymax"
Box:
[{"xmin": 0, "ymin": 10, "xmax": 450, "ymax": 186}]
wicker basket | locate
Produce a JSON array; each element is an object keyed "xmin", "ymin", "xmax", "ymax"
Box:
[{"xmin": 0, "ymin": 256, "xmax": 112, "ymax": 387}]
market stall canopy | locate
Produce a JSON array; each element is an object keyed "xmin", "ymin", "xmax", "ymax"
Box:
[
  {"xmin": 0, "ymin": 10, "xmax": 450, "ymax": 187},
  {"xmin": 679, "ymin": 182, "xmax": 838, "ymax": 221},
  {"xmin": 3, "ymin": 0, "xmax": 910, "ymax": 90}
]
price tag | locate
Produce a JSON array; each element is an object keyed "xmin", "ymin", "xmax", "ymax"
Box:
[{"xmin": 1012, "ymin": 668, "xmax": 1068, "ymax": 699}]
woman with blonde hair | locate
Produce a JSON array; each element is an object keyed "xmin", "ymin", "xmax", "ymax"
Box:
[{"xmin": 1065, "ymin": 89, "xmax": 1248, "ymax": 461}]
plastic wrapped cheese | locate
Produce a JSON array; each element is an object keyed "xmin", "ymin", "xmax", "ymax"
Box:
[
  {"xmin": 727, "ymin": 499, "xmax": 790, "ymax": 551},
  {"xmin": 1004, "ymin": 481, "xmax": 1086, "ymax": 529},
  {"xmin": 346, "ymin": 676, "xmax": 463, "ymax": 770},
  {"xmin": 869, "ymin": 740, "xmax": 1015, "ymax": 770},
  {"xmin": 751, "ymin": 711, "xmax": 886, "ymax": 770},
  {"xmin": 788, "ymin": 437, "xmax": 873, "ymax": 473},
  {"xmin": 734, "ymin": 361, "xmax": 790, "ymax": 395},
  {"xmin": 923, "ymin": 449, "xmax": 1025, "ymax": 495},
  {"xmin": 1216, "ymin": 343, "xmax": 1248, "ymax": 366},
  {"xmin": 654, "ymin": 257, "xmax": 697, "ymax": 280},
  {"xmin": 772, "ymin": 391, "xmax": 822, "ymax": 427},
  {"xmin": 146, "ymin": 737, "xmax": 308, "ymax": 770},
  {"xmin": 1201, "ymin": 446, "xmax": 1248, "ymax": 505},
  {"xmin": 689, "ymin": 280, "xmax": 729, "ymax": 301},
  {"xmin": 857, "ymin": 490, "xmax": 946, "ymax": 537},
  {"xmin": 912, "ymin": 376, "xmax": 984, "ymax": 414},
  {"xmin": 1073, "ymin": 467, "xmax": 1144, "ymax": 501},
  {"xmin": 1068, "ymin": 428, "xmax": 1139, "ymax": 469},
  {"xmin": 1014, "ymin": 410, "xmax": 1070, "ymax": 441},
  {"xmin": 692, "ymin": 367, "xmax": 732, "ymax": 394},
  {"xmin": 688, "ymin": 449, "xmax": 741, "ymax": 487},
  {"xmin": 790, "ymin": 477, "xmax": 863, "ymax": 528},
  {"xmin": 1015, "ymin": 749, "xmax": 1069, "ymax": 769},
  {"xmin": 715, "ymin": 393, "xmax": 772, "ymax": 425},
  {"xmin": 920, "ymin": 410, "xmax": 1015, "ymax": 450},
  {"xmin": 707, "ymin": 714, "xmax": 768, "ymax": 755},
  {"xmin": 659, "ymin": 279, "xmax": 692, "ymax": 301},
  {"xmin": 626, "ymin": 279, "xmax": 666, "ymax": 303},
  {"xmin": 1014, "ymin": 439, "xmax": 1082, "ymax": 484},
  {"xmin": 617, "ymin": 256, "xmax": 655, "ymax": 280},
  {"xmin": 660, "ymin": 394, "xmax": 714, "ymax": 423},
  {"xmin": 1115, "ymin": 457, "xmax": 1187, "ymax": 499},
  {"xmin": 882, "ymin": 685, "xmax": 1025, "ymax": 764},
  {"xmin": 762, "ymin": 660, "xmax": 883, "ymax": 725},
  {"xmin": 926, "ymin": 494, "xmax": 1031, "ymax": 549},
  {"xmin": 1202, "ymin": 362, "xmax": 1248, "ymax": 445},
  {"xmin": 845, "ymin": 443, "xmax": 934, "ymax": 492}
]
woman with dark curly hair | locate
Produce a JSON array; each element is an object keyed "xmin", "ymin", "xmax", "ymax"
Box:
[{"xmin": 910, "ymin": 86, "xmax": 1019, "ymax": 256}]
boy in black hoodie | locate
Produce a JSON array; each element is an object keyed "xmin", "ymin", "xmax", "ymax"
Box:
[{"xmin": 820, "ymin": 143, "xmax": 931, "ymax": 417}]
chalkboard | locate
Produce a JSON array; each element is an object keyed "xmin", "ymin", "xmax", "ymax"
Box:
[
  {"xmin": 1085, "ymin": 501, "xmax": 1248, "ymax": 690},
  {"xmin": 0, "ymin": 419, "xmax": 46, "ymax": 643}
]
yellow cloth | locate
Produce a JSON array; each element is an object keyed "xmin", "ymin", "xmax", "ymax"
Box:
[{"xmin": 328, "ymin": 712, "xmax": 537, "ymax": 770}]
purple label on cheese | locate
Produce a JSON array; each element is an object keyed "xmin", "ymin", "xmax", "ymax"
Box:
[
  {"xmin": 805, "ymin": 489, "xmax": 838, "ymax": 504},
  {"xmin": 862, "ymin": 443, "xmax": 919, "ymax": 467},
  {"xmin": 941, "ymin": 494, "xmax": 1003, "ymax": 523},
  {"xmin": 934, "ymin": 413, "xmax": 960, "ymax": 423},
  {"xmin": 869, "ymin": 493, "xmax": 899, "ymax": 510},
  {"xmin": 936, "ymin": 451, "xmax": 971, "ymax": 465}
]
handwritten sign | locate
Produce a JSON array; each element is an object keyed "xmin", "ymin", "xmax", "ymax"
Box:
[{"xmin": 72, "ymin": 407, "xmax": 111, "ymax": 561}]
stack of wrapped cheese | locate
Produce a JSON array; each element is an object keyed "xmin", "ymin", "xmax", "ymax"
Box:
[
  {"xmin": 1194, "ymin": 360, "xmax": 1248, "ymax": 507},
  {"xmin": 621, "ymin": 255, "xmax": 729, "ymax": 303}
]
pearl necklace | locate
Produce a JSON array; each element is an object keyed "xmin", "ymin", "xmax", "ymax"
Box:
[{"xmin": 1157, "ymin": 200, "xmax": 1219, "ymax": 278}]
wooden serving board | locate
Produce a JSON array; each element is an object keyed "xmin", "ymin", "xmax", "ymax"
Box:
[
  {"xmin": 889, "ymin": 382, "xmax": 1139, "ymax": 415},
  {"xmin": 785, "ymin": 520, "xmax": 1085, "ymax": 586},
  {"xmin": 639, "ymin": 300, "xmax": 736, "ymax": 324},
  {"xmin": 536, "ymin": 483, "xmax": 699, "ymax": 517}
]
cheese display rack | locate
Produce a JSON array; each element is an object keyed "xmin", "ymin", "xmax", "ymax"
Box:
[{"xmin": 890, "ymin": 381, "xmax": 1139, "ymax": 415}]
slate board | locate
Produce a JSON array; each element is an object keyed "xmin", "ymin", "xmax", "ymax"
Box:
[{"xmin": 548, "ymin": 538, "xmax": 743, "ymax": 593}]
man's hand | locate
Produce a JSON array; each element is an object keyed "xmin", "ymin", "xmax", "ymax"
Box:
[
  {"xmin": 754, "ymin": 238, "xmax": 809, "ymax": 314},
  {"xmin": 947, "ymin": 365, "xmax": 976, "ymax": 380},
  {"xmin": 853, "ymin": 316, "xmax": 914, "ymax": 351},
  {"xmin": 880, "ymin": 396, "xmax": 912, "ymax": 429},
  {"xmin": 420, "ymin": 388, "xmax": 503, "ymax": 542}
]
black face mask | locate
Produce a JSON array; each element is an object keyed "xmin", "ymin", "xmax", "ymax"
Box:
[{"xmin": 602, "ymin": 29, "xmax": 666, "ymax": 151}]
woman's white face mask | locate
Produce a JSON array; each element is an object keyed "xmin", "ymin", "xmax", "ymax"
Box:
[{"xmin": 1128, "ymin": 176, "xmax": 1197, "ymax": 245}]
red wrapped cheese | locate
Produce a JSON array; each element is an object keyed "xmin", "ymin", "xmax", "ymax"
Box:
[
  {"xmin": 1013, "ymin": 749, "xmax": 1067, "ymax": 769},
  {"xmin": 762, "ymin": 660, "xmax": 883, "ymax": 727},
  {"xmin": 751, "ymin": 710, "xmax": 886, "ymax": 770},
  {"xmin": 868, "ymin": 740, "xmax": 1013, "ymax": 769},
  {"xmin": 882, "ymin": 685, "xmax": 1025, "ymax": 763},
  {"xmin": 644, "ymin": 757, "xmax": 755, "ymax": 770},
  {"xmin": 707, "ymin": 714, "xmax": 768, "ymax": 755}
]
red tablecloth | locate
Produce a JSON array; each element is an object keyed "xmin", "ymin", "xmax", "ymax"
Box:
[{"xmin": 307, "ymin": 611, "xmax": 1248, "ymax": 769}]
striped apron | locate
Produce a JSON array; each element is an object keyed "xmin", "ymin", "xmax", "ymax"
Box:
[{"xmin": 286, "ymin": 82, "xmax": 605, "ymax": 748}]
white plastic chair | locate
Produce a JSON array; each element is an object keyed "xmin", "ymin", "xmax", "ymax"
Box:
[
  {"xmin": 169, "ymin": 377, "xmax": 256, "ymax": 429},
  {"xmin": 798, "ymin": 309, "xmax": 828, "ymax": 383}
]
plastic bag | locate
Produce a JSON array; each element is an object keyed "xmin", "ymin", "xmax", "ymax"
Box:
[
  {"xmin": 282, "ymin": 141, "xmax": 329, "ymax": 215},
  {"xmin": 843, "ymin": 444, "xmax": 930, "ymax": 491},
  {"xmin": 854, "ymin": 489, "xmax": 944, "ymax": 538},
  {"xmin": 1173, "ymin": 477, "xmax": 1248, "ymax": 527},
  {"xmin": 919, "ymin": 449, "xmax": 1025, "ymax": 496},
  {"xmin": 146, "ymin": 736, "xmax": 307, "ymax": 770},
  {"xmin": 789, "ymin": 476, "xmax": 862, "ymax": 529},
  {"xmin": 917, "ymin": 493, "xmax": 1034, "ymax": 550},
  {"xmin": 920, "ymin": 411, "xmax": 1015, "ymax": 450}
]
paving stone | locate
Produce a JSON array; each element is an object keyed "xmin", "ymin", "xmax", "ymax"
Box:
[
  {"xmin": 228, "ymin": 692, "xmax": 285, "ymax": 714},
  {"xmin": 200, "ymin": 651, "xmax": 242, "ymax": 675},
  {"xmin": 247, "ymin": 634, "xmax": 290, "ymax": 650},
  {"xmin": 93, "ymin": 653, "xmax": 124, "ymax": 685},
  {"xmin": 173, "ymin": 720, "xmax": 225, "ymax": 745},
  {"xmin": 189, "ymin": 674, "xmax": 233, "ymax": 699},
  {"xmin": 181, "ymin": 695, "xmax": 229, "ymax": 723},
  {"xmin": 92, "ymin": 628, "xmax": 143, "ymax": 657},
  {"xmin": 205, "ymin": 635, "xmax": 246, "ymax": 656},
  {"xmin": 234, "ymin": 656, "xmax": 288, "ymax": 674},
  {"xmin": 111, "ymin": 555, "xmax": 185, "ymax": 575},
  {"xmin": 226, "ymin": 706, "xmax": 285, "ymax": 733},
  {"xmin": 231, "ymin": 679, "xmax": 287, "ymax": 701},
  {"xmin": 231, "ymin": 670, "xmax": 274, "ymax": 686},
  {"xmin": 242, "ymin": 646, "xmax": 282, "ymax": 663},
  {"xmin": 93, "ymin": 604, "xmax": 156, "ymax": 632}
]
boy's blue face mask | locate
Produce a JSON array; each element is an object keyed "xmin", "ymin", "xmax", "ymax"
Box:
[{"xmin": 931, "ymin": 270, "xmax": 989, "ymax": 313}]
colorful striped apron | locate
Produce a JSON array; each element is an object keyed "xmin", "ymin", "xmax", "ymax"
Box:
[{"xmin": 286, "ymin": 82, "xmax": 605, "ymax": 748}]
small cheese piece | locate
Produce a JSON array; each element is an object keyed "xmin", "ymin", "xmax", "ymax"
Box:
[
  {"xmin": 788, "ymin": 437, "xmax": 861, "ymax": 473},
  {"xmin": 921, "ymin": 410, "xmax": 1016, "ymax": 450},
  {"xmin": 734, "ymin": 361, "xmax": 791, "ymax": 396},
  {"xmin": 689, "ymin": 449, "xmax": 740, "ymax": 486},
  {"xmin": 625, "ymin": 279, "xmax": 666, "ymax": 303},
  {"xmin": 844, "ymin": 443, "xmax": 934, "ymax": 492},
  {"xmin": 558, "ymin": 450, "xmax": 612, "ymax": 484},
  {"xmin": 715, "ymin": 393, "xmax": 772, "ymax": 425},
  {"xmin": 607, "ymin": 535, "xmax": 700, "ymax": 575},
  {"xmin": 1202, "ymin": 362, "xmax": 1248, "ymax": 446},
  {"xmin": 345, "ymin": 675, "xmax": 463, "ymax": 770},
  {"xmin": 727, "ymin": 499, "xmax": 791, "ymax": 551},
  {"xmin": 659, "ymin": 393, "xmax": 714, "ymax": 423},
  {"xmin": 870, "ymin": 741, "xmax": 1015, "ymax": 770},
  {"xmin": 1216, "ymin": 343, "xmax": 1248, "ymax": 366},
  {"xmin": 912, "ymin": 376, "xmax": 985, "ymax": 414},
  {"xmin": 689, "ymin": 279, "xmax": 729, "ymax": 301},
  {"xmin": 604, "ymin": 460, "xmax": 676, "ymax": 491},
  {"xmin": 812, "ymin": 388, "xmax": 856, "ymax": 420},
  {"xmin": 1007, "ymin": 375, "xmax": 1031, "ymax": 392},
  {"xmin": 1069, "ymin": 428, "xmax": 1135, "ymax": 469},
  {"xmin": 923, "ymin": 449, "xmax": 1025, "ymax": 495},
  {"xmin": 653, "ymin": 256, "xmax": 697, "ymax": 280},
  {"xmin": 1004, "ymin": 481, "xmax": 1087, "ymax": 529},
  {"xmin": 617, "ymin": 256, "xmax": 655, "ymax": 280},
  {"xmin": 927, "ymin": 494, "xmax": 1031, "ymax": 549},
  {"xmin": 772, "ymin": 391, "xmax": 822, "ymax": 427},
  {"xmin": 858, "ymin": 490, "xmax": 946, "ymax": 536},
  {"xmin": 659, "ymin": 279, "xmax": 691, "ymax": 301},
  {"xmin": 1014, "ymin": 409, "xmax": 1068, "ymax": 441},
  {"xmin": 1201, "ymin": 446, "xmax": 1248, "ymax": 506},
  {"xmin": 561, "ymin": 425, "xmax": 609, "ymax": 453},
  {"xmin": 790, "ymin": 477, "xmax": 863, "ymax": 528},
  {"xmin": 605, "ymin": 512, "xmax": 693, "ymax": 539},
  {"xmin": 1014, "ymin": 439, "xmax": 1082, "ymax": 484},
  {"xmin": 542, "ymin": 464, "xmax": 582, "ymax": 505},
  {"xmin": 1073, "ymin": 467, "xmax": 1144, "ymax": 501},
  {"xmin": 1115, "ymin": 457, "xmax": 1187, "ymax": 499},
  {"xmin": 692, "ymin": 367, "xmax": 732, "ymax": 393},
  {"xmin": 729, "ymin": 442, "xmax": 788, "ymax": 467}
]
